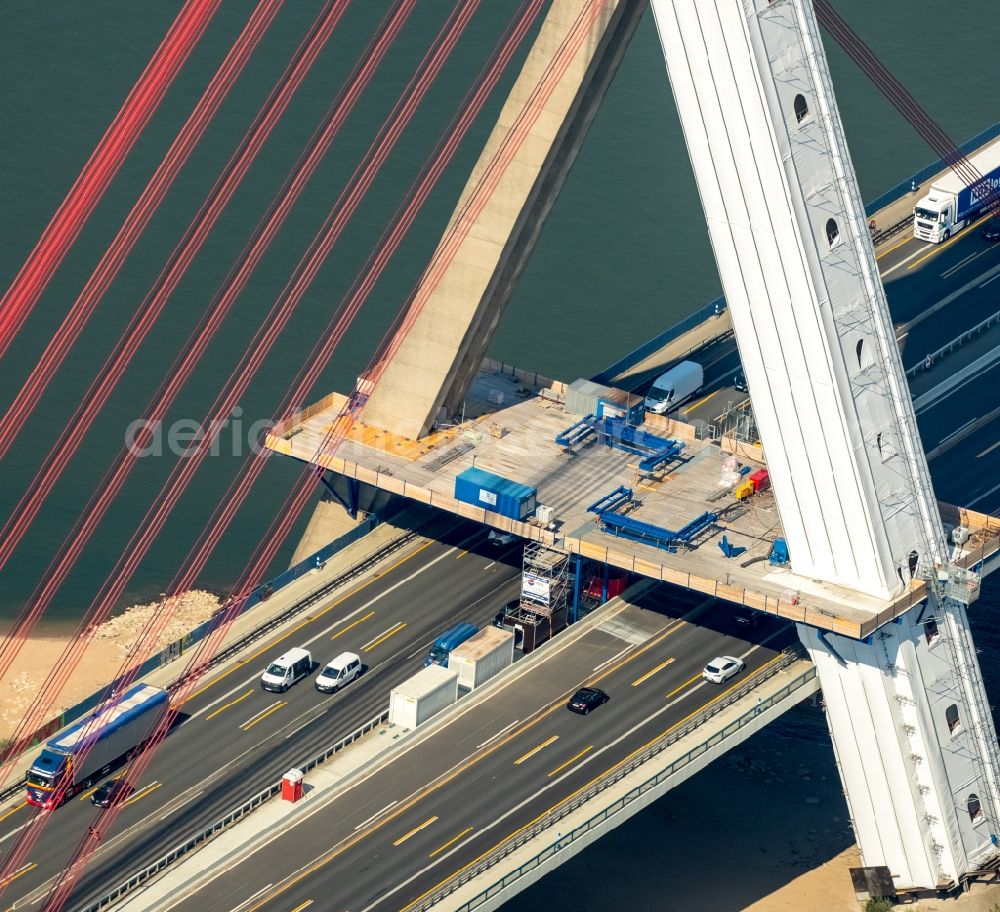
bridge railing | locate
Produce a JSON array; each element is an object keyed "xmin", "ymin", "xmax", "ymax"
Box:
[
  {"xmin": 414, "ymin": 647, "xmax": 816, "ymax": 911},
  {"xmin": 0, "ymin": 510, "xmax": 413, "ymax": 807},
  {"xmin": 594, "ymin": 120, "xmax": 1000, "ymax": 385},
  {"xmin": 75, "ymin": 712, "xmax": 390, "ymax": 912}
]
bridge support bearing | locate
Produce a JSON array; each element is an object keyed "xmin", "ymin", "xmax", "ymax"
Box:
[{"xmin": 799, "ymin": 593, "xmax": 1000, "ymax": 891}]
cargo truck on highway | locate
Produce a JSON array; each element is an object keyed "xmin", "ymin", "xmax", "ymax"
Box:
[
  {"xmin": 913, "ymin": 142, "xmax": 1000, "ymax": 243},
  {"xmin": 25, "ymin": 683, "xmax": 168, "ymax": 809}
]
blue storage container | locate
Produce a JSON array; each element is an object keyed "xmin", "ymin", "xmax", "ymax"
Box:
[{"xmin": 454, "ymin": 468, "xmax": 537, "ymax": 520}]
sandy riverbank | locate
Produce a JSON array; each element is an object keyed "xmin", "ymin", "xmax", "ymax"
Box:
[{"xmin": 1, "ymin": 590, "xmax": 220, "ymax": 742}]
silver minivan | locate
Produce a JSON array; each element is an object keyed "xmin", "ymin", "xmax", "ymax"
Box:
[
  {"xmin": 315, "ymin": 651, "xmax": 362, "ymax": 694},
  {"xmin": 261, "ymin": 647, "xmax": 313, "ymax": 693}
]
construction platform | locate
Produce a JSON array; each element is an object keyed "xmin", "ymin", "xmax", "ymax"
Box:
[{"xmin": 266, "ymin": 360, "xmax": 999, "ymax": 639}]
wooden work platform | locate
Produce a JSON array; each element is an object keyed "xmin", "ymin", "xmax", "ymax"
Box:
[{"xmin": 266, "ymin": 362, "xmax": 999, "ymax": 640}]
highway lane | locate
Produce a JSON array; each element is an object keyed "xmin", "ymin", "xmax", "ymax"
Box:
[
  {"xmin": 177, "ymin": 590, "xmax": 797, "ymax": 912},
  {"xmin": 0, "ymin": 520, "xmax": 527, "ymax": 910},
  {"xmin": 619, "ymin": 223, "xmax": 1000, "ymax": 425}
]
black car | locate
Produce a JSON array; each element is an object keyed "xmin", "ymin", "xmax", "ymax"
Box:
[
  {"xmin": 733, "ymin": 371, "xmax": 748, "ymax": 393},
  {"xmin": 567, "ymin": 687, "xmax": 609, "ymax": 715},
  {"xmin": 983, "ymin": 217, "xmax": 1000, "ymax": 242},
  {"xmin": 734, "ymin": 609, "xmax": 759, "ymax": 629},
  {"xmin": 91, "ymin": 779, "xmax": 132, "ymax": 808}
]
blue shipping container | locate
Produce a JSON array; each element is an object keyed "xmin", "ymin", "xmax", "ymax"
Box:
[{"xmin": 454, "ymin": 468, "xmax": 537, "ymax": 520}]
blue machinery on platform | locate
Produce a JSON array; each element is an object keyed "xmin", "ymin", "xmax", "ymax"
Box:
[
  {"xmin": 587, "ymin": 485, "xmax": 718, "ymax": 553},
  {"xmin": 555, "ymin": 416, "xmax": 686, "ymax": 477}
]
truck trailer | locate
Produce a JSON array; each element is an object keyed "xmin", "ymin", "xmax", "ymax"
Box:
[
  {"xmin": 913, "ymin": 142, "xmax": 1000, "ymax": 243},
  {"xmin": 25, "ymin": 683, "xmax": 168, "ymax": 808}
]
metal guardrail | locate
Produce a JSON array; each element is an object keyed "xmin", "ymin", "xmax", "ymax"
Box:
[
  {"xmin": 166, "ymin": 530, "xmax": 418, "ymax": 694},
  {"xmin": 76, "ymin": 712, "xmax": 390, "ymax": 912},
  {"xmin": 864, "ymin": 120, "xmax": 1000, "ymax": 217},
  {"xmin": 0, "ymin": 527, "xmax": 416, "ymax": 810},
  {"xmin": 414, "ymin": 647, "xmax": 815, "ymax": 911},
  {"xmin": 905, "ymin": 309, "xmax": 1000, "ymax": 379},
  {"xmin": 871, "ymin": 214, "xmax": 911, "ymax": 247},
  {"xmin": 592, "ymin": 296, "xmax": 728, "ymax": 384}
]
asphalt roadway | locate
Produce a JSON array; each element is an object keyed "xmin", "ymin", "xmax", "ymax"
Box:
[
  {"xmin": 0, "ymin": 521, "xmax": 527, "ymax": 910},
  {"xmin": 173, "ymin": 588, "xmax": 796, "ymax": 912},
  {"xmin": 619, "ymin": 216, "xmax": 1000, "ymax": 514}
]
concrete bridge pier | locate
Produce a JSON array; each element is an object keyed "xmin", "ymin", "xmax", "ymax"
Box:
[{"xmin": 799, "ymin": 588, "xmax": 1000, "ymax": 890}]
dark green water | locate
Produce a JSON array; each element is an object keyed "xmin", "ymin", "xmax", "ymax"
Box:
[{"xmin": 0, "ymin": 0, "xmax": 996, "ymax": 631}]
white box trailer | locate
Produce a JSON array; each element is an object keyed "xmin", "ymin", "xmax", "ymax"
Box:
[
  {"xmin": 388, "ymin": 665, "xmax": 458, "ymax": 730},
  {"xmin": 449, "ymin": 627, "xmax": 514, "ymax": 689}
]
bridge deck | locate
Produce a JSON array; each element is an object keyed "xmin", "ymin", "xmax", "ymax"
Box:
[{"xmin": 266, "ymin": 364, "xmax": 998, "ymax": 639}]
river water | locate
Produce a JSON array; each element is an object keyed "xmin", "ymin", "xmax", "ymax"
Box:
[{"xmin": 0, "ymin": 1, "xmax": 998, "ymax": 904}]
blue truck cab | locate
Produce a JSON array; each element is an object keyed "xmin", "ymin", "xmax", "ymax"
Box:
[{"xmin": 425, "ymin": 622, "xmax": 479, "ymax": 667}]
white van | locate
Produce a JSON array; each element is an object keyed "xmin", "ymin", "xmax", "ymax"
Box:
[
  {"xmin": 261, "ymin": 647, "xmax": 313, "ymax": 693},
  {"xmin": 315, "ymin": 651, "xmax": 362, "ymax": 694},
  {"xmin": 644, "ymin": 360, "xmax": 704, "ymax": 415}
]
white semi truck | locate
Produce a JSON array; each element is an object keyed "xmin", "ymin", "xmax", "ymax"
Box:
[{"xmin": 913, "ymin": 142, "xmax": 1000, "ymax": 243}]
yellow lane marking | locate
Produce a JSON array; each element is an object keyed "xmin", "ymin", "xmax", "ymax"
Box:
[
  {"xmin": 907, "ymin": 212, "xmax": 994, "ymax": 270},
  {"xmin": 0, "ymin": 862, "xmax": 36, "ymax": 890},
  {"xmin": 185, "ymin": 538, "xmax": 437, "ymax": 701},
  {"xmin": 362, "ymin": 622, "xmax": 406, "ymax": 653},
  {"xmin": 392, "ymin": 816, "xmax": 439, "ymax": 847},
  {"xmin": 79, "ymin": 771, "xmax": 126, "ymax": 801},
  {"xmin": 205, "ymin": 689, "xmax": 254, "ymax": 721},
  {"xmin": 875, "ymin": 235, "xmax": 912, "ymax": 260},
  {"xmin": 514, "ymin": 735, "xmax": 559, "ymax": 766},
  {"xmin": 0, "ymin": 801, "xmax": 26, "ymax": 822},
  {"xmin": 665, "ymin": 672, "xmax": 704, "ymax": 700},
  {"xmin": 122, "ymin": 781, "xmax": 162, "ymax": 808},
  {"xmin": 241, "ymin": 701, "xmax": 286, "ymax": 731},
  {"xmin": 547, "ymin": 745, "xmax": 593, "ymax": 778},
  {"xmin": 235, "ymin": 614, "xmax": 690, "ymax": 912},
  {"xmin": 428, "ymin": 826, "xmax": 474, "ymax": 859},
  {"xmin": 330, "ymin": 611, "xmax": 375, "ymax": 641},
  {"xmin": 631, "ymin": 657, "xmax": 675, "ymax": 687},
  {"xmin": 289, "ymin": 902, "xmax": 313, "ymax": 912},
  {"xmin": 683, "ymin": 388, "xmax": 721, "ymax": 415},
  {"xmin": 402, "ymin": 653, "xmax": 787, "ymax": 912}
]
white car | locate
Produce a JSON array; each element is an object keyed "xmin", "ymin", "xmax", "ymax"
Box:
[
  {"xmin": 703, "ymin": 656, "xmax": 745, "ymax": 684},
  {"xmin": 488, "ymin": 530, "xmax": 517, "ymax": 546}
]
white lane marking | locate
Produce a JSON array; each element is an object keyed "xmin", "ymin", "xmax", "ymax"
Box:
[
  {"xmin": 355, "ymin": 801, "xmax": 398, "ymax": 831},
  {"xmin": 240, "ymin": 701, "xmax": 283, "ymax": 729},
  {"xmin": 968, "ymin": 478, "xmax": 1000, "ymax": 508},
  {"xmin": 941, "ymin": 250, "xmax": 980, "ymax": 279},
  {"xmin": 592, "ymin": 645, "xmax": 632, "ymax": 674},
  {"xmin": 977, "ymin": 440, "xmax": 1000, "ymax": 459},
  {"xmin": 881, "ymin": 241, "xmax": 934, "ymax": 278},
  {"xmin": 357, "ymin": 640, "xmax": 775, "ymax": 912},
  {"xmin": 477, "ymin": 719, "xmax": 520, "ymax": 749},
  {"xmin": 229, "ymin": 883, "xmax": 274, "ymax": 912},
  {"xmin": 981, "ymin": 272, "xmax": 1000, "ymax": 288},
  {"xmin": 193, "ymin": 543, "xmax": 465, "ymax": 720}
]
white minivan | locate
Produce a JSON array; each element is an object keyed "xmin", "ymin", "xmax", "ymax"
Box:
[
  {"xmin": 315, "ymin": 651, "xmax": 362, "ymax": 694},
  {"xmin": 261, "ymin": 647, "xmax": 313, "ymax": 693},
  {"xmin": 644, "ymin": 360, "xmax": 704, "ymax": 415}
]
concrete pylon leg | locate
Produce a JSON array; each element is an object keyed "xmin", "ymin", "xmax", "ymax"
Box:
[
  {"xmin": 361, "ymin": 0, "xmax": 647, "ymax": 441},
  {"xmin": 799, "ymin": 593, "xmax": 1000, "ymax": 890}
]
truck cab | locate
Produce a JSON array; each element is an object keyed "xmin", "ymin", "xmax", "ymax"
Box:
[
  {"xmin": 25, "ymin": 748, "xmax": 70, "ymax": 808},
  {"xmin": 913, "ymin": 191, "xmax": 958, "ymax": 244},
  {"xmin": 425, "ymin": 623, "xmax": 479, "ymax": 667}
]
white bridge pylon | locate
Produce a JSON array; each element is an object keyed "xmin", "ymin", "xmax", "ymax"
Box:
[{"xmin": 649, "ymin": 0, "xmax": 1000, "ymax": 890}]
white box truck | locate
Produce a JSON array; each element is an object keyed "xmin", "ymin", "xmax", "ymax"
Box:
[
  {"xmin": 644, "ymin": 360, "xmax": 704, "ymax": 414},
  {"xmin": 913, "ymin": 142, "xmax": 1000, "ymax": 243},
  {"xmin": 449, "ymin": 627, "xmax": 514, "ymax": 689},
  {"xmin": 388, "ymin": 665, "xmax": 459, "ymax": 730}
]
